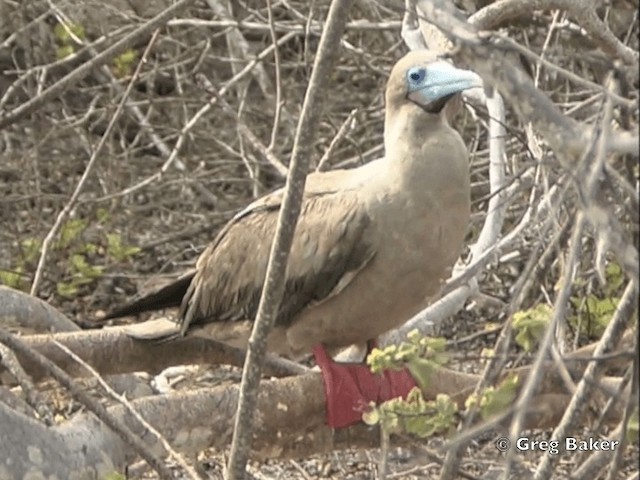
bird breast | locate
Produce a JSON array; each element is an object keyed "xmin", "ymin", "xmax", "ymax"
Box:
[{"xmin": 286, "ymin": 131, "xmax": 470, "ymax": 354}]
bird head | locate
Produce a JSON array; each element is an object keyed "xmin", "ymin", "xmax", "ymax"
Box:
[{"xmin": 386, "ymin": 50, "xmax": 482, "ymax": 115}]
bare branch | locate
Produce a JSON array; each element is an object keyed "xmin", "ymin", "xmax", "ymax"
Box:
[
  {"xmin": 0, "ymin": 0, "xmax": 194, "ymax": 130},
  {"xmin": 227, "ymin": 1, "xmax": 354, "ymax": 476},
  {"xmin": 0, "ymin": 343, "xmax": 53, "ymax": 425},
  {"xmin": 534, "ymin": 280, "xmax": 638, "ymax": 478},
  {"xmin": 470, "ymin": 0, "xmax": 639, "ymax": 66},
  {"xmin": 0, "ymin": 327, "xmax": 175, "ymax": 478},
  {"xmin": 0, "ymin": 286, "xmax": 79, "ymax": 333},
  {"xmin": 1, "ymin": 324, "xmax": 306, "ymax": 384},
  {"xmin": 416, "ymin": 0, "xmax": 638, "ymax": 160},
  {"xmin": 52, "ymin": 339, "xmax": 203, "ymax": 480},
  {"xmin": 29, "ymin": 30, "xmax": 159, "ymax": 296},
  {"xmin": 503, "ymin": 214, "xmax": 586, "ymax": 478},
  {"xmin": 95, "ymin": 30, "xmax": 299, "ymax": 203}
]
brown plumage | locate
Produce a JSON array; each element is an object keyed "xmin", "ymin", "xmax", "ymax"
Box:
[{"xmin": 104, "ymin": 50, "xmax": 481, "ymax": 360}]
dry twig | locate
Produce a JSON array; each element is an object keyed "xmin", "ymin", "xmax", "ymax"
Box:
[{"xmin": 227, "ymin": 1, "xmax": 354, "ymax": 476}]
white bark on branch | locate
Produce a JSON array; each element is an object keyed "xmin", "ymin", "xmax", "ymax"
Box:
[{"xmin": 0, "ymin": 328, "xmax": 631, "ymax": 478}]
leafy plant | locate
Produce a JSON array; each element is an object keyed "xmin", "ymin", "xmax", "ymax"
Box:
[
  {"xmin": 53, "ymin": 22, "xmax": 85, "ymax": 44},
  {"xmin": 362, "ymin": 331, "xmax": 455, "ymax": 438},
  {"xmin": 97, "ymin": 208, "xmax": 110, "ymax": 224},
  {"xmin": 53, "ymin": 226, "xmax": 139, "ymax": 299},
  {"xmin": 465, "ymin": 374, "xmax": 519, "ymax": 419},
  {"xmin": 0, "ymin": 213, "xmax": 140, "ymax": 300},
  {"xmin": 512, "ymin": 304, "xmax": 552, "ymax": 351},
  {"xmin": 0, "ymin": 237, "xmax": 43, "ymax": 289},
  {"xmin": 0, "ymin": 268, "xmax": 25, "ymax": 290},
  {"xmin": 106, "ymin": 233, "xmax": 141, "ymax": 262},
  {"xmin": 57, "ymin": 218, "xmax": 87, "ymax": 250},
  {"xmin": 56, "ymin": 254, "xmax": 104, "ymax": 299},
  {"xmin": 113, "ymin": 49, "xmax": 138, "ymax": 78},
  {"xmin": 21, "ymin": 238, "xmax": 42, "ymax": 263},
  {"xmin": 55, "ymin": 45, "xmax": 75, "ymax": 60},
  {"xmin": 602, "ymin": 262, "xmax": 625, "ymax": 295},
  {"xmin": 570, "ymin": 295, "xmax": 619, "ymax": 338},
  {"xmin": 367, "ymin": 330, "xmax": 447, "ymax": 390},
  {"xmin": 363, "ymin": 389, "xmax": 458, "ymax": 438},
  {"xmin": 570, "ymin": 262, "xmax": 623, "ymax": 339},
  {"xmin": 53, "ymin": 22, "xmax": 85, "ymax": 59}
]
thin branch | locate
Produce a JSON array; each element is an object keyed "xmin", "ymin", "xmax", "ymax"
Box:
[
  {"xmin": 416, "ymin": 0, "xmax": 638, "ymax": 160},
  {"xmin": 494, "ymin": 34, "xmax": 635, "ymax": 108},
  {"xmin": 0, "ymin": 0, "xmax": 194, "ymax": 130},
  {"xmin": 95, "ymin": 31, "xmax": 298, "ymax": 202},
  {"xmin": 201, "ymin": 78, "xmax": 288, "ymax": 177},
  {"xmin": 503, "ymin": 214, "xmax": 585, "ymax": 478},
  {"xmin": 0, "ymin": 327, "xmax": 175, "ymax": 478},
  {"xmin": 605, "ymin": 346, "xmax": 639, "ymax": 480},
  {"xmin": 167, "ymin": 18, "xmax": 400, "ymax": 32},
  {"xmin": 3, "ymin": 324, "xmax": 308, "ymax": 384},
  {"xmin": 570, "ymin": 423, "xmax": 625, "ymax": 479},
  {"xmin": 29, "ymin": 30, "xmax": 160, "ymax": 295},
  {"xmin": 226, "ymin": 1, "xmax": 354, "ymax": 477},
  {"xmin": 401, "ymin": 0, "xmax": 428, "ymax": 50},
  {"xmin": 470, "ymin": 0, "xmax": 639, "ymax": 66},
  {"xmin": 534, "ymin": 280, "xmax": 638, "ymax": 479},
  {"xmin": 576, "ymin": 73, "xmax": 639, "ymax": 283},
  {"xmin": 316, "ymin": 108, "xmax": 358, "ymax": 172},
  {"xmin": 53, "ymin": 340, "xmax": 203, "ymax": 480},
  {"xmin": 266, "ymin": 0, "xmax": 285, "ymax": 152},
  {"xmin": 468, "ymin": 89, "xmax": 508, "ymax": 260},
  {"xmin": 0, "ymin": 343, "xmax": 53, "ymax": 425}
]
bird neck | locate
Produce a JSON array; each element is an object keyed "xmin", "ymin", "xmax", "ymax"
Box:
[{"xmin": 382, "ymin": 105, "xmax": 453, "ymax": 182}]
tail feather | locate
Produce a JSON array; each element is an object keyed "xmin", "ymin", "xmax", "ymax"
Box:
[{"xmin": 102, "ymin": 273, "xmax": 195, "ymax": 320}]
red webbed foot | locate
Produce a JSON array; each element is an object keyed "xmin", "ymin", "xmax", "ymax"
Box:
[{"xmin": 313, "ymin": 341, "xmax": 416, "ymax": 428}]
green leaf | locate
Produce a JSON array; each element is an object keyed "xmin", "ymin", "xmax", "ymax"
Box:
[
  {"xmin": 113, "ymin": 49, "xmax": 138, "ymax": 78},
  {"xmin": 604, "ymin": 262, "xmax": 624, "ymax": 294},
  {"xmin": 0, "ymin": 268, "xmax": 25, "ymax": 289},
  {"xmin": 371, "ymin": 389, "xmax": 457, "ymax": 438},
  {"xmin": 58, "ymin": 219, "xmax": 87, "ymax": 249},
  {"xmin": 361, "ymin": 406, "xmax": 380, "ymax": 426},
  {"xmin": 68, "ymin": 253, "xmax": 103, "ymax": 281},
  {"xmin": 56, "ymin": 45, "xmax": 75, "ymax": 60},
  {"xmin": 570, "ymin": 294, "xmax": 619, "ymax": 338},
  {"xmin": 367, "ymin": 331, "xmax": 448, "ymax": 375},
  {"xmin": 106, "ymin": 232, "xmax": 140, "ymax": 262},
  {"xmin": 20, "ymin": 238, "xmax": 42, "ymax": 264},
  {"xmin": 97, "ymin": 208, "xmax": 110, "ymax": 223},
  {"xmin": 54, "ymin": 22, "xmax": 85, "ymax": 44},
  {"xmin": 56, "ymin": 281, "xmax": 78, "ymax": 298},
  {"xmin": 465, "ymin": 393, "xmax": 480, "ymax": 411},
  {"xmin": 478, "ymin": 374, "xmax": 519, "ymax": 419},
  {"xmin": 513, "ymin": 304, "xmax": 551, "ymax": 351},
  {"xmin": 70, "ymin": 253, "xmax": 89, "ymax": 272},
  {"xmin": 406, "ymin": 357, "xmax": 437, "ymax": 391}
]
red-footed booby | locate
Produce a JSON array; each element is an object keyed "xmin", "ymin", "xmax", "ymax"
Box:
[{"xmin": 103, "ymin": 50, "xmax": 480, "ymax": 428}]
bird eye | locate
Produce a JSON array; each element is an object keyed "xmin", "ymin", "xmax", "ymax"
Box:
[{"xmin": 408, "ymin": 68, "xmax": 426, "ymax": 83}]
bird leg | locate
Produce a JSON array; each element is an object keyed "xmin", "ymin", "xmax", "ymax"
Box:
[{"xmin": 312, "ymin": 341, "xmax": 416, "ymax": 428}]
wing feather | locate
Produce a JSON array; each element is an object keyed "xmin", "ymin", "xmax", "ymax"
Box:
[{"xmin": 178, "ymin": 182, "xmax": 374, "ymax": 333}]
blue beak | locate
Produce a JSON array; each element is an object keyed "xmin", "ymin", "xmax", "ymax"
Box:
[{"xmin": 407, "ymin": 61, "xmax": 482, "ymax": 106}]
